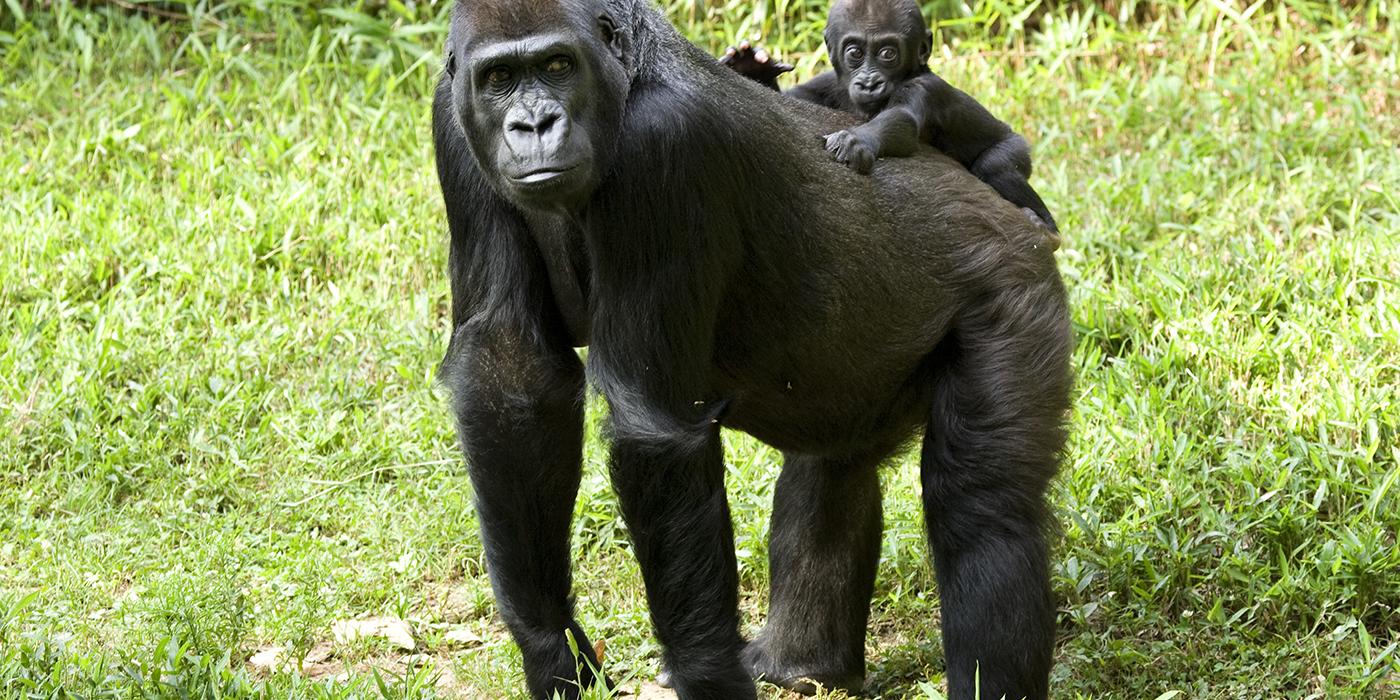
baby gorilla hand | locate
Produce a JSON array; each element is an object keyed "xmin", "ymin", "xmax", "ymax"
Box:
[
  {"xmin": 824, "ymin": 129, "xmax": 877, "ymax": 174},
  {"xmin": 720, "ymin": 40, "xmax": 794, "ymax": 90}
]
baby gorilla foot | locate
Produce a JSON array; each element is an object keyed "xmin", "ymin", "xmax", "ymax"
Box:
[
  {"xmin": 1020, "ymin": 207, "xmax": 1063, "ymax": 250},
  {"xmin": 740, "ymin": 638, "xmax": 864, "ymax": 696},
  {"xmin": 824, "ymin": 130, "xmax": 877, "ymax": 174},
  {"xmin": 720, "ymin": 40, "xmax": 794, "ymax": 90}
]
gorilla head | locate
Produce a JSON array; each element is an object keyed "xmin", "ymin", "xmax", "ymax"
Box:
[
  {"xmin": 825, "ymin": 0, "xmax": 933, "ymax": 116},
  {"xmin": 445, "ymin": 1, "xmax": 631, "ymax": 210}
]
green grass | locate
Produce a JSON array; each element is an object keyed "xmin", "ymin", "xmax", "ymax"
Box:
[{"xmin": 1, "ymin": 0, "xmax": 1398, "ymax": 698}]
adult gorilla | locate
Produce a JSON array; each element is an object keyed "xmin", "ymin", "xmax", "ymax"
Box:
[{"xmin": 432, "ymin": 1, "xmax": 1070, "ymax": 699}]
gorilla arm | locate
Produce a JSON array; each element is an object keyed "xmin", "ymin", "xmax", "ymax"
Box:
[
  {"xmin": 581, "ymin": 81, "xmax": 758, "ymax": 698},
  {"xmin": 819, "ymin": 84, "xmax": 927, "ymax": 174}
]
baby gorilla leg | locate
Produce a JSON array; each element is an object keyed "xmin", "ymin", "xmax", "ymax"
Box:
[{"xmin": 970, "ymin": 134, "xmax": 1061, "ymax": 237}]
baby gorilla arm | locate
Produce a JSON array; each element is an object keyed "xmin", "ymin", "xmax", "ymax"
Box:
[
  {"xmin": 719, "ymin": 43, "xmax": 844, "ymax": 108},
  {"xmin": 720, "ymin": 41, "xmax": 794, "ymax": 91},
  {"xmin": 822, "ymin": 102, "xmax": 922, "ymax": 174}
]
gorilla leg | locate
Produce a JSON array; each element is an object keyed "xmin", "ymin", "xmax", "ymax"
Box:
[
  {"xmin": 609, "ymin": 417, "xmax": 754, "ymax": 700},
  {"xmin": 920, "ymin": 292, "xmax": 1071, "ymax": 700},
  {"xmin": 971, "ymin": 133, "xmax": 1033, "ymax": 179},
  {"xmin": 970, "ymin": 134, "xmax": 1059, "ymax": 235},
  {"xmin": 744, "ymin": 452, "xmax": 884, "ymax": 694},
  {"xmin": 443, "ymin": 323, "xmax": 601, "ymax": 700}
]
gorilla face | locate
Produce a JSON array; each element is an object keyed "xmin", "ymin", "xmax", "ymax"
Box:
[
  {"xmin": 833, "ymin": 32, "xmax": 908, "ymax": 113},
  {"xmin": 449, "ymin": 4, "xmax": 630, "ymax": 211},
  {"xmin": 825, "ymin": 0, "xmax": 933, "ymax": 116}
]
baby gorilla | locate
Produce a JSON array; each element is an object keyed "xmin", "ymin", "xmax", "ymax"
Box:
[{"xmin": 725, "ymin": 0, "xmax": 1060, "ymax": 235}]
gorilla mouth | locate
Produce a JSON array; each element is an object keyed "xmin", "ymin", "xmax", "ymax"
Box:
[
  {"xmin": 852, "ymin": 92, "xmax": 889, "ymax": 113},
  {"xmin": 510, "ymin": 166, "xmax": 578, "ymax": 186},
  {"xmin": 503, "ymin": 161, "xmax": 593, "ymax": 207}
]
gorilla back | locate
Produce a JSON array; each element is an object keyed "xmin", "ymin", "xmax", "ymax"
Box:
[{"xmin": 433, "ymin": 1, "xmax": 1071, "ymax": 699}]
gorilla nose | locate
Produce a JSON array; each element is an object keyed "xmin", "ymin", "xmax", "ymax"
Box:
[
  {"xmin": 505, "ymin": 104, "xmax": 569, "ymax": 154},
  {"xmin": 508, "ymin": 109, "xmax": 561, "ymax": 135},
  {"xmin": 854, "ymin": 76, "xmax": 884, "ymax": 93}
]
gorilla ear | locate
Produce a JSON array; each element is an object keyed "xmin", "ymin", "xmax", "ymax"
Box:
[
  {"xmin": 598, "ymin": 13, "xmax": 627, "ymax": 61},
  {"xmin": 445, "ymin": 52, "xmax": 456, "ymax": 77},
  {"xmin": 920, "ymin": 30, "xmax": 933, "ymax": 64}
]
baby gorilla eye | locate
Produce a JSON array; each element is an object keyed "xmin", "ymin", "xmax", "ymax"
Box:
[
  {"xmin": 544, "ymin": 55, "xmax": 573, "ymax": 75},
  {"xmin": 845, "ymin": 45, "xmax": 864, "ymax": 61},
  {"xmin": 878, "ymin": 47, "xmax": 898, "ymax": 62}
]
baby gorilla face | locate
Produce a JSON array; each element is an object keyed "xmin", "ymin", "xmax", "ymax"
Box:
[
  {"xmin": 835, "ymin": 34, "xmax": 907, "ymax": 113},
  {"xmin": 824, "ymin": 0, "xmax": 933, "ymax": 116}
]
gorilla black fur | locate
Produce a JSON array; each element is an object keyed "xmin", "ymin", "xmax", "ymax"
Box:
[{"xmin": 432, "ymin": 1, "xmax": 1071, "ymax": 698}]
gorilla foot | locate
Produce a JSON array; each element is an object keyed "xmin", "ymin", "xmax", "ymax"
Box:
[
  {"xmin": 520, "ymin": 625, "xmax": 610, "ymax": 700},
  {"xmin": 1019, "ymin": 207, "xmax": 1063, "ymax": 250},
  {"xmin": 741, "ymin": 638, "xmax": 864, "ymax": 696}
]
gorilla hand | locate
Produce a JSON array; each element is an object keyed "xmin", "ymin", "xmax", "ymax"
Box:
[
  {"xmin": 721, "ymin": 40, "xmax": 794, "ymax": 91},
  {"xmin": 824, "ymin": 129, "xmax": 877, "ymax": 174}
]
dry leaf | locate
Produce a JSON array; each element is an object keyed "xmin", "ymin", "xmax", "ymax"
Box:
[
  {"xmin": 442, "ymin": 628, "xmax": 483, "ymax": 648},
  {"xmin": 248, "ymin": 646, "xmax": 288, "ymax": 672},
  {"xmin": 332, "ymin": 616, "xmax": 416, "ymax": 650},
  {"xmin": 302, "ymin": 643, "xmax": 334, "ymax": 665},
  {"xmin": 249, "ymin": 643, "xmax": 340, "ymax": 678}
]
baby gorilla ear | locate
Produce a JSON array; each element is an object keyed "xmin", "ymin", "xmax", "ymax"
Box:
[
  {"xmin": 920, "ymin": 29, "xmax": 933, "ymax": 64},
  {"xmin": 598, "ymin": 13, "xmax": 627, "ymax": 61},
  {"xmin": 445, "ymin": 53, "xmax": 456, "ymax": 77}
]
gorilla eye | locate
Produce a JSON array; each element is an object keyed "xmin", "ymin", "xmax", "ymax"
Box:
[
  {"xmin": 485, "ymin": 66, "xmax": 513, "ymax": 86},
  {"xmin": 878, "ymin": 47, "xmax": 898, "ymax": 62},
  {"xmin": 544, "ymin": 56, "xmax": 573, "ymax": 75},
  {"xmin": 845, "ymin": 45, "xmax": 865, "ymax": 61}
]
